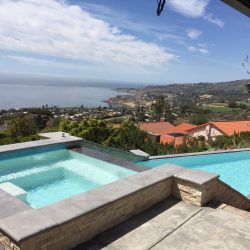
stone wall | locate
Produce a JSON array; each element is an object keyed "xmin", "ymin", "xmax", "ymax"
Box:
[
  {"xmin": 172, "ymin": 179, "xmax": 203, "ymax": 206},
  {"xmin": 21, "ymin": 180, "xmax": 171, "ymax": 250},
  {"xmin": 172, "ymin": 174, "xmax": 250, "ymax": 211},
  {"xmin": 0, "ymin": 232, "xmax": 20, "ymax": 250}
]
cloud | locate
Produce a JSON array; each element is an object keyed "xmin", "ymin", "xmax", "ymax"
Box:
[
  {"xmin": 188, "ymin": 46, "xmax": 209, "ymax": 55},
  {"xmin": 187, "ymin": 29, "xmax": 203, "ymax": 40},
  {"xmin": 168, "ymin": 0, "xmax": 224, "ymax": 28},
  {"xmin": 204, "ymin": 14, "xmax": 224, "ymax": 28},
  {"xmin": 168, "ymin": 0, "xmax": 209, "ymax": 17},
  {"xmin": 81, "ymin": 2, "xmax": 184, "ymax": 43},
  {"xmin": 0, "ymin": 0, "xmax": 175, "ymax": 68}
]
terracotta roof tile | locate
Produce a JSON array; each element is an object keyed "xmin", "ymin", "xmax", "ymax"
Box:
[
  {"xmin": 138, "ymin": 121, "xmax": 174, "ymax": 135},
  {"xmin": 211, "ymin": 121, "xmax": 250, "ymax": 136},
  {"xmin": 168, "ymin": 123, "xmax": 197, "ymax": 134},
  {"xmin": 186, "ymin": 120, "xmax": 250, "ymax": 136}
]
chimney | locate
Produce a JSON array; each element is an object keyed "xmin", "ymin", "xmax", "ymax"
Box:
[{"xmin": 160, "ymin": 117, "xmax": 165, "ymax": 122}]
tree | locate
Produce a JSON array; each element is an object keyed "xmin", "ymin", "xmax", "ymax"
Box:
[
  {"xmin": 190, "ymin": 115, "xmax": 208, "ymax": 125},
  {"xmin": 104, "ymin": 116, "xmax": 148, "ymax": 150},
  {"xmin": 228, "ymin": 102, "xmax": 238, "ymax": 108},
  {"xmin": 151, "ymin": 96, "xmax": 175, "ymax": 122},
  {"xmin": 59, "ymin": 118, "xmax": 111, "ymax": 144},
  {"xmin": 135, "ymin": 106, "xmax": 146, "ymax": 122},
  {"xmin": 8, "ymin": 116, "xmax": 37, "ymax": 137},
  {"xmin": 164, "ymin": 102, "xmax": 175, "ymax": 123},
  {"xmin": 151, "ymin": 96, "xmax": 165, "ymax": 121}
]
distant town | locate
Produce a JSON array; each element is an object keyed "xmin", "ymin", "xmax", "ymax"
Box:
[{"xmin": 1, "ymin": 79, "xmax": 250, "ymax": 133}]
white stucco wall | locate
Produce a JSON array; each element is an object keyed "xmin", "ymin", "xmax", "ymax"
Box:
[{"xmin": 188, "ymin": 124, "xmax": 223, "ymax": 140}]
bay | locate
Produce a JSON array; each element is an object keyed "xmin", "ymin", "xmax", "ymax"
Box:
[{"xmin": 0, "ymin": 76, "xmax": 138, "ymax": 109}]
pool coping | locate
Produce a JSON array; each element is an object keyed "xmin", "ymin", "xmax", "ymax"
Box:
[
  {"xmin": 0, "ymin": 133, "xmax": 82, "ymax": 155},
  {"xmin": 0, "ymin": 164, "xmax": 220, "ymax": 245},
  {"xmin": 149, "ymin": 147, "xmax": 250, "ymax": 160}
]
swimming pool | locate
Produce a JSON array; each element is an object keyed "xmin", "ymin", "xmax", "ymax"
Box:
[
  {"xmin": 138, "ymin": 150, "xmax": 250, "ymax": 196},
  {"xmin": 0, "ymin": 145, "xmax": 135, "ymax": 208}
]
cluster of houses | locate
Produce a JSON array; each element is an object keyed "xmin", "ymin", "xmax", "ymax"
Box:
[{"xmin": 138, "ymin": 119, "xmax": 250, "ymax": 145}]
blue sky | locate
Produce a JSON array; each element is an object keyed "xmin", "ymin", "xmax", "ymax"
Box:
[{"xmin": 0, "ymin": 0, "xmax": 249, "ymax": 84}]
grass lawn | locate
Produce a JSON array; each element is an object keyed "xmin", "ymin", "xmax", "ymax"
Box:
[{"xmin": 202, "ymin": 105, "xmax": 239, "ymax": 113}]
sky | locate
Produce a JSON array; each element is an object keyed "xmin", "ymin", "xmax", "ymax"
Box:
[{"xmin": 0, "ymin": 0, "xmax": 249, "ymax": 84}]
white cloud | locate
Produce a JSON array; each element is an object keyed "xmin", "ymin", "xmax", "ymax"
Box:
[
  {"xmin": 0, "ymin": 0, "xmax": 175, "ymax": 67},
  {"xmin": 187, "ymin": 29, "xmax": 203, "ymax": 40},
  {"xmin": 81, "ymin": 2, "xmax": 184, "ymax": 43},
  {"xmin": 168, "ymin": 0, "xmax": 224, "ymax": 28},
  {"xmin": 188, "ymin": 46, "xmax": 209, "ymax": 55},
  {"xmin": 168, "ymin": 0, "xmax": 209, "ymax": 17},
  {"xmin": 204, "ymin": 14, "xmax": 224, "ymax": 28}
]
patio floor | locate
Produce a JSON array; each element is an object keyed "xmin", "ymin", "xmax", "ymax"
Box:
[{"xmin": 75, "ymin": 198, "xmax": 250, "ymax": 250}]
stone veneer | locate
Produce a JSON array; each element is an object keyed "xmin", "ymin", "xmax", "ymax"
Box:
[{"xmin": 172, "ymin": 170, "xmax": 250, "ymax": 210}]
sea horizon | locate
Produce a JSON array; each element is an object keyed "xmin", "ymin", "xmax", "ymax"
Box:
[{"xmin": 0, "ymin": 74, "xmax": 143, "ymax": 109}]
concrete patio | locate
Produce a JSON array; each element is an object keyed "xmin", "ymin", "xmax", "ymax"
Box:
[{"xmin": 77, "ymin": 198, "xmax": 250, "ymax": 250}]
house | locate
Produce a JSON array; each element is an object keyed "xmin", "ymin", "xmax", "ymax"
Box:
[
  {"xmin": 160, "ymin": 123, "xmax": 197, "ymax": 145},
  {"xmin": 138, "ymin": 119, "xmax": 174, "ymax": 143},
  {"xmin": 138, "ymin": 118, "xmax": 174, "ymax": 135},
  {"xmin": 187, "ymin": 121, "xmax": 250, "ymax": 140}
]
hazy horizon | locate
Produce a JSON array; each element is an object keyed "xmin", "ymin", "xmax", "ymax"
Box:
[{"xmin": 0, "ymin": 73, "xmax": 248, "ymax": 88}]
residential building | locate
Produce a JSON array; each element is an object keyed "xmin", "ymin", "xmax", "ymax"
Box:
[
  {"xmin": 160, "ymin": 123, "xmax": 197, "ymax": 145},
  {"xmin": 187, "ymin": 121, "xmax": 250, "ymax": 140},
  {"xmin": 138, "ymin": 119, "xmax": 174, "ymax": 135}
]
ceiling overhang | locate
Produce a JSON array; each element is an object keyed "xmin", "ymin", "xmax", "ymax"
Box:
[{"xmin": 223, "ymin": 0, "xmax": 250, "ymax": 17}]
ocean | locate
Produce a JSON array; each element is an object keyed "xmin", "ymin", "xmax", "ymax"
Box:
[{"xmin": 0, "ymin": 75, "xmax": 140, "ymax": 109}]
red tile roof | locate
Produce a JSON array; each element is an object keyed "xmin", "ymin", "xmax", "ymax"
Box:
[
  {"xmin": 160, "ymin": 123, "xmax": 196, "ymax": 145},
  {"xmin": 138, "ymin": 121, "xmax": 174, "ymax": 135},
  {"xmin": 187, "ymin": 120, "xmax": 250, "ymax": 136},
  {"xmin": 168, "ymin": 123, "xmax": 197, "ymax": 134}
]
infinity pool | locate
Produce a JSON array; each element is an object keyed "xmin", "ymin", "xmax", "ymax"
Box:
[
  {"xmin": 139, "ymin": 150, "xmax": 250, "ymax": 196},
  {"xmin": 0, "ymin": 146, "xmax": 135, "ymax": 208}
]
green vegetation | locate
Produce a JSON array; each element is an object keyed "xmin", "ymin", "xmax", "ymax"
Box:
[
  {"xmin": 1, "ymin": 114, "xmax": 250, "ymax": 155},
  {"xmin": 0, "ymin": 115, "xmax": 41, "ymax": 145},
  {"xmin": 150, "ymin": 96, "xmax": 175, "ymax": 123},
  {"xmin": 190, "ymin": 115, "xmax": 208, "ymax": 125},
  {"xmin": 0, "ymin": 132, "xmax": 39, "ymax": 145},
  {"xmin": 59, "ymin": 117, "xmax": 250, "ymax": 155},
  {"xmin": 202, "ymin": 105, "xmax": 235, "ymax": 113}
]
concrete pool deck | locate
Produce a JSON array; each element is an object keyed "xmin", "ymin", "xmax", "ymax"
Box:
[{"xmin": 76, "ymin": 198, "xmax": 250, "ymax": 250}]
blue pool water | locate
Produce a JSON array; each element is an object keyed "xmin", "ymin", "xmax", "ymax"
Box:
[
  {"xmin": 139, "ymin": 151, "xmax": 250, "ymax": 196},
  {"xmin": 0, "ymin": 146, "xmax": 135, "ymax": 208}
]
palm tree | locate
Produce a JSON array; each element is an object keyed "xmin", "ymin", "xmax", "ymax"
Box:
[{"xmin": 242, "ymin": 55, "xmax": 250, "ymax": 95}]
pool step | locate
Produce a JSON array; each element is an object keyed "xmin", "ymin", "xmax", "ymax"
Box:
[
  {"xmin": 0, "ymin": 182, "xmax": 27, "ymax": 200},
  {"xmin": 0, "ymin": 164, "xmax": 60, "ymax": 183}
]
